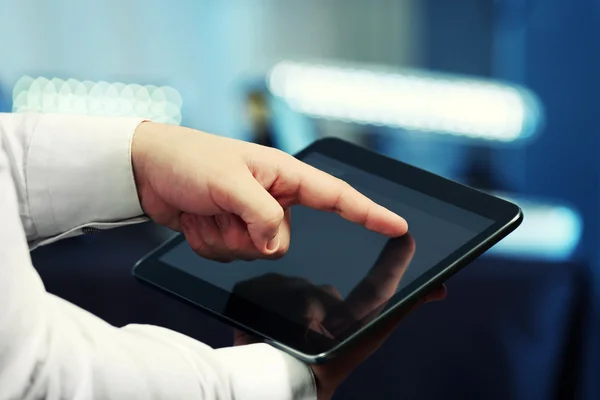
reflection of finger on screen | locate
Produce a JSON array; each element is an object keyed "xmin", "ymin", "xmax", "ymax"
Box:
[
  {"xmin": 306, "ymin": 320, "xmax": 336, "ymax": 339},
  {"xmin": 341, "ymin": 234, "xmax": 415, "ymax": 321},
  {"xmin": 370, "ymin": 233, "xmax": 416, "ymax": 281}
]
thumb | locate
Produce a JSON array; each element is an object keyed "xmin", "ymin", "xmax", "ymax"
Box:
[{"xmin": 226, "ymin": 170, "xmax": 284, "ymax": 254}]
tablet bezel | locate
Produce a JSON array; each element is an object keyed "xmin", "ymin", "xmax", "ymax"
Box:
[{"xmin": 133, "ymin": 137, "xmax": 522, "ymax": 363}]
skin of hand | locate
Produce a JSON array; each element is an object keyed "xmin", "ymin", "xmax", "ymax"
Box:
[
  {"xmin": 131, "ymin": 122, "xmax": 408, "ymax": 261},
  {"xmin": 230, "ymin": 234, "xmax": 447, "ymax": 400},
  {"xmin": 130, "ymin": 122, "xmax": 424, "ymax": 399}
]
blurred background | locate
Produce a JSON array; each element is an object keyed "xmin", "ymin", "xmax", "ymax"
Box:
[{"xmin": 2, "ymin": 0, "xmax": 599, "ymax": 399}]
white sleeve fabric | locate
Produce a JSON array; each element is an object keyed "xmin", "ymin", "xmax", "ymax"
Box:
[
  {"xmin": 0, "ymin": 112, "xmax": 317, "ymax": 400},
  {"xmin": 0, "ymin": 112, "xmax": 148, "ymax": 248}
]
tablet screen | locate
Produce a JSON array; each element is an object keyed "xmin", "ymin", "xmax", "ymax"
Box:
[{"xmin": 158, "ymin": 152, "xmax": 494, "ymax": 339}]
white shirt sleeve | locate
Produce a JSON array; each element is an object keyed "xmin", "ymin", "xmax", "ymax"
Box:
[
  {"xmin": 1, "ymin": 112, "xmax": 149, "ymax": 248},
  {"xmin": 0, "ymin": 112, "xmax": 317, "ymax": 400}
]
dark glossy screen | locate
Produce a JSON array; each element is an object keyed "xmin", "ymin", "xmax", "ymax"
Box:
[{"xmin": 159, "ymin": 153, "xmax": 494, "ymax": 341}]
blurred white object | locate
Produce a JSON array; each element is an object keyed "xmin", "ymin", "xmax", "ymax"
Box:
[
  {"xmin": 267, "ymin": 61, "xmax": 543, "ymax": 142},
  {"xmin": 12, "ymin": 76, "xmax": 182, "ymax": 125},
  {"xmin": 488, "ymin": 193, "xmax": 582, "ymax": 261}
]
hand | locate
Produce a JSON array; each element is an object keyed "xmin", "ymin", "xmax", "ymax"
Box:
[
  {"xmin": 131, "ymin": 122, "xmax": 408, "ymax": 261},
  {"xmin": 230, "ymin": 234, "xmax": 447, "ymax": 400}
]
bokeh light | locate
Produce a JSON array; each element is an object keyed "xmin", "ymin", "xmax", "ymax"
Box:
[
  {"xmin": 12, "ymin": 76, "xmax": 183, "ymax": 125},
  {"xmin": 267, "ymin": 61, "xmax": 543, "ymax": 142},
  {"xmin": 487, "ymin": 194, "xmax": 582, "ymax": 261}
]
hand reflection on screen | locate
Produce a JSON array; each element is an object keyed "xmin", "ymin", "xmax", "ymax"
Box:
[{"xmin": 229, "ymin": 233, "xmax": 439, "ymax": 341}]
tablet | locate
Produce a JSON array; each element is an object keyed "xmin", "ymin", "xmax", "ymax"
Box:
[{"xmin": 133, "ymin": 137, "xmax": 522, "ymax": 363}]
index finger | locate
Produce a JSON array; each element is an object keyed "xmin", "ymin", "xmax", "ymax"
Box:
[{"xmin": 286, "ymin": 158, "xmax": 408, "ymax": 237}]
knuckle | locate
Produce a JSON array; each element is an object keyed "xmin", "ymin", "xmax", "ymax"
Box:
[
  {"xmin": 263, "ymin": 207, "xmax": 284, "ymax": 231},
  {"xmin": 330, "ymin": 181, "xmax": 350, "ymax": 212},
  {"xmin": 188, "ymin": 238, "xmax": 208, "ymax": 254},
  {"xmin": 362, "ymin": 204, "xmax": 374, "ymax": 228},
  {"xmin": 192, "ymin": 245, "xmax": 216, "ymax": 260},
  {"xmin": 202, "ymin": 231, "xmax": 220, "ymax": 247}
]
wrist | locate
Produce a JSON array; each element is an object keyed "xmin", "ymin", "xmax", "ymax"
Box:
[{"xmin": 131, "ymin": 121, "xmax": 159, "ymax": 212}]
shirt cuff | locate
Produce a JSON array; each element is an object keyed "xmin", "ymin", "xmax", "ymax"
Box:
[
  {"xmin": 26, "ymin": 114, "xmax": 146, "ymax": 238},
  {"xmin": 215, "ymin": 344, "xmax": 317, "ymax": 400}
]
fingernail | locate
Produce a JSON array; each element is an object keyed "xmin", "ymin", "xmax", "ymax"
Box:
[
  {"xmin": 215, "ymin": 214, "xmax": 230, "ymax": 229},
  {"xmin": 266, "ymin": 236, "xmax": 280, "ymax": 252}
]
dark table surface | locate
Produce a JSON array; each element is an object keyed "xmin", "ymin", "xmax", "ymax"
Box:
[{"xmin": 31, "ymin": 222, "xmax": 591, "ymax": 400}]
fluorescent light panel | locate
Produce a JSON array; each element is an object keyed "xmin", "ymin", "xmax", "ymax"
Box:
[
  {"xmin": 267, "ymin": 61, "xmax": 542, "ymax": 141},
  {"xmin": 12, "ymin": 76, "xmax": 183, "ymax": 125}
]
